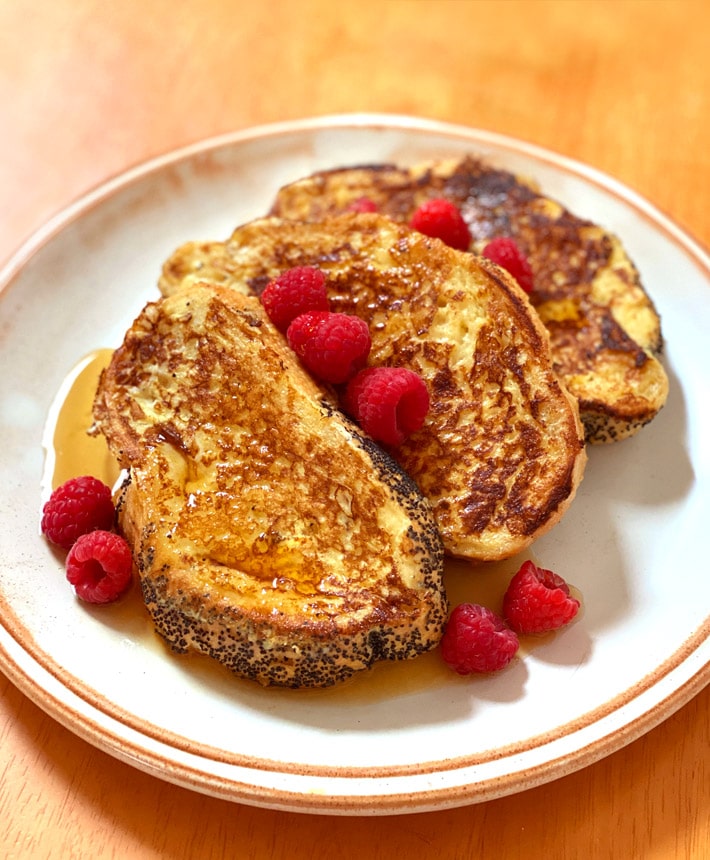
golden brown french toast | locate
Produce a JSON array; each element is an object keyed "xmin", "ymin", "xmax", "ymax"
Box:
[
  {"xmin": 159, "ymin": 213, "xmax": 587, "ymax": 562},
  {"xmin": 268, "ymin": 158, "xmax": 669, "ymax": 444},
  {"xmin": 92, "ymin": 284, "xmax": 447, "ymax": 688}
]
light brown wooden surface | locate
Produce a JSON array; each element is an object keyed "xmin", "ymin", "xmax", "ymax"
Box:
[{"xmin": 1, "ymin": 1, "xmax": 708, "ymax": 857}]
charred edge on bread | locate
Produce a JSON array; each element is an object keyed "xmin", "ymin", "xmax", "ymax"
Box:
[{"xmin": 599, "ymin": 314, "xmax": 651, "ymax": 368}]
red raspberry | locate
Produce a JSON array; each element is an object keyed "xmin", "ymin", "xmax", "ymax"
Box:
[
  {"xmin": 65, "ymin": 530, "xmax": 133, "ymax": 604},
  {"xmin": 342, "ymin": 366, "xmax": 429, "ymax": 447},
  {"xmin": 440, "ymin": 603, "xmax": 519, "ymax": 674},
  {"xmin": 409, "ymin": 198, "xmax": 471, "ymax": 251},
  {"xmin": 481, "ymin": 237, "xmax": 535, "ymax": 293},
  {"xmin": 347, "ymin": 197, "xmax": 378, "ymax": 213},
  {"xmin": 41, "ymin": 475, "xmax": 115, "ymax": 550},
  {"xmin": 260, "ymin": 266, "xmax": 330, "ymax": 332},
  {"xmin": 286, "ymin": 311, "xmax": 371, "ymax": 384},
  {"xmin": 503, "ymin": 560, "xmax": 580, "ymax": 634}
]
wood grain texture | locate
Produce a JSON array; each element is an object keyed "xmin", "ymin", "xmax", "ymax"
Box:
[{"xmin": 1, "ymin": 1, "xmax": 708, "ymax": 857}]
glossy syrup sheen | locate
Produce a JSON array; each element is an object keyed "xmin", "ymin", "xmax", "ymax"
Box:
[
  {"xmin": 45, "ymin": 350, "xmax": 560, "ymax": 699},
  {"xmin": 44, "ymin": 349, "xmax": 121, "ymax": 491}
]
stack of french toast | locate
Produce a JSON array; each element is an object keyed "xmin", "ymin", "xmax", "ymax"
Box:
[{"xmin": 92, "ymin": 156, "xmax": 668, "ymax": 688}]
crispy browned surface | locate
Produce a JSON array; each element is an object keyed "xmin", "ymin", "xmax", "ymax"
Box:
[
  {"xmin": 160, "ymin": 213, "xmax": 587, "ymax": 561},
  {"xmin": 93, "ymin": 285, "xmax": 446, "ymax": 688},
  {"xmin": 269, "ymin": 158, "xmax": 669, "ymax": 443}
]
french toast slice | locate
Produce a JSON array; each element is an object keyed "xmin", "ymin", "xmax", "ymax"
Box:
[
  {"xmin": 92, "ymin": 283, "xmax": 446, "ymax": 688},
  {"xmin": 159, "ymin": 213, "xmax": 587, "ymax": 562},
  {"xmin": 268, "ymin": 158, "xmax": 669, "ymax": 444}
]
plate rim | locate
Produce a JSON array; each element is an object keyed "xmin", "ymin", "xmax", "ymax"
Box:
[
  {"xmin": 1, "ymin": 582, "xmax": 708, "ymax": 781},
  {"xmin": 1, "ymin": 628, "xmax": 707, "ymax": 814},
  {"xmin": 3, "ymin": 111, "xmax": 709, "ymax": 283},
  {"xmin": 1, "ymin": 112, "xmax": 709, "ymax": 814}
]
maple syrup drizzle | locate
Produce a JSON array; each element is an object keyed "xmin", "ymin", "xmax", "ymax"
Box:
[
  {"xmin": 42, "ymin": 349, "xmax": 120, "ymax": 493},
  {"xmin": 44, "ymin": 351, "xmax": 565, "ymax": 699}
]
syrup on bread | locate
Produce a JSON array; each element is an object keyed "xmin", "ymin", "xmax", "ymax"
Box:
[
  {"xmin": 269, "ymin": 158, "xmax": 669, "ymax": 444},
  {"xmin": 160, "ymin": 213, "xmax": 587, "ymax": 561},
  {"xmin": 93, "ymin": 284, "xmax": 447, "ymax": 688}
]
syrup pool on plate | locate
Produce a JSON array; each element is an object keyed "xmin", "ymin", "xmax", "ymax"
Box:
[
  {"xmin": 42, "ymin": 349, "xmax": 120, "ymax": 492},
  {"xmin": 42, "ymin": 351, "xmax": 568, "ymax": 700}
]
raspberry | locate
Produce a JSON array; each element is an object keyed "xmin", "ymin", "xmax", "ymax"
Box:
[
  {"xmin": 503, "ymin": 560, "xmax": 580, "ymax": 634},
  {"xmin": 41, "ymin": 475, "xmax": 115, "ymax": 550},
  {"xmin": 347, "ymin": 197, "xmax": 378, "ymax": 213},
  {"xmin": 286, "ymin": 311, "xmax": 371, "ymax": 384},
  {"xmin": 342, "ymin": 366, "xmax": 429, "ymax": 447},
  {"xmin": 409, "ymin": 198, "xmax": 471, "ymax": 251},
  {"xmin": 481, "ymin": 237, "xmax": 535, "ymax": 293},
  {"xmin": 440, "ymin": 603, "xmax": 519, "ymax": 674},
  {"xmin": 260, "ymin": 266, "xmax": 330, "ymax": 332},
  {"xmin": 65, "ymin": 530, "xmax": 133, "ymax": 604}
]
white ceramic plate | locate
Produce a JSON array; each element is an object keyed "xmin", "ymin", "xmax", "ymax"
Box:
[{"xmin": 1, "ymin": 114, "xmax": 708, "ymax": 815}]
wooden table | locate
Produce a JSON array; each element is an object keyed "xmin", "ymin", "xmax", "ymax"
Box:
[{"xmin": 1, "ymin": 1, "xmax": 708, "ymax": 856}]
